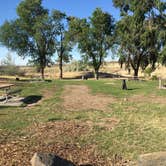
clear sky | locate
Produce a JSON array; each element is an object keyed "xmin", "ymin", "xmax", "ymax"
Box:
[{"xmin": 0, "ymin": 0, "xmax": 120, "ymax": 65}]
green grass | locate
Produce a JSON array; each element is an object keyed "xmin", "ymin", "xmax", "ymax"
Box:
[{"xmin": 0, "ymin": 79, "xmax": 166, "ymax": 162}]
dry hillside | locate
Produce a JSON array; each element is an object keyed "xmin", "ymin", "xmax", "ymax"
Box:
[{"xmin": 19, "ymin": 62, "xmax": 166, "ymax": 79}]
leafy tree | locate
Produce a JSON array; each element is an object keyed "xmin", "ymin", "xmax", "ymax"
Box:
[
  {"xmin": 0, "ymin": 0, "xmax": 57, "ymax": 79},
  {"xmin": 114, "ymin": 0, "xmax": 166, "ymax": 77},
  {"xmin": 1, "ymin": 52, "xmax": 14, "ymax": 66},
  {"xmin": 68, "ymin": 8, "xmax": 115, "ymax": 79},
  {"xmin": 157, "ymin": 12, "xmax": 166, "ymax": 65},
  {"xmin": 0, "ymin": 52, "xmax": 25, "ymax": 76},
  {"xmin": 52, "ymin": 10, "xmax": 72, "ymax": 79}
]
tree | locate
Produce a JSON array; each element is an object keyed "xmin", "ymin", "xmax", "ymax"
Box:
[
  {"xmin": 0, "ymin": 52, "xmax": 24, "ymax": 76},
  {"xmin": 1, "ymin": 52, "xmax": 15, "ymax": 66},
  {"xmin": 0, "ymin": 0, "xmax": 57, "ymax": 79},
  {"xmin": 68, "ymin": 8, "xmax": 115, "ymax": 80},
  {"xmin": 157, "ymin": 12, "xmax": 166, "ymax": 65},
  {"xmin": 52, "ymin": 10, "xmax": 72, "ymax": 79},
  {"xmin": 114, "ymin": 0, "xmax": 166, "ymax": 77}
]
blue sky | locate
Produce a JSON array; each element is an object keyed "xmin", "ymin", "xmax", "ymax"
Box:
[{"xmin": 0, "ymin": 0, "xmax": 120, "ymax": 65}]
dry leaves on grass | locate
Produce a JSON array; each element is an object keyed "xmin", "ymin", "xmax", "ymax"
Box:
[{"xmin": 0, "ymin": 121, "xmax": 128, "ymax": 166}]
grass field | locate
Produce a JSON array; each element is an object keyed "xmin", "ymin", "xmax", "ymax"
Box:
[{"xmin": 0, "ymin": 79, "xmax": 166, "ymax": 165}]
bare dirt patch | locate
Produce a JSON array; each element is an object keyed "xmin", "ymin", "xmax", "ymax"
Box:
[{"xmin": 62, "ymin": 85, "xmax": 116, "ymax": 111}]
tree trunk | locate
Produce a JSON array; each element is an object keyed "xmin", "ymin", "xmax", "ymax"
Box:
[
  {"xmin": 59, "ymin": 55, "xmax": 63, "ymax": 79},
  {"xmin": 122, "ymin": 79, "xmax": 127, "ymax": 90},
  {"xmin": 134, "ymin": 68, "xmax": 139, "ymax": 80},
  {"xmin": 120, "ymin": 62, "xmax": 123, "ymax": 69},
  {"xmin": 94, "ymin": 70, "xmax": 99, "ymax": 80},
  {"xmin": 128, "ymin": 68, "xmax": 131, "ymax": 74},
  {"xmin": 41, "ymin": 67, "xmax": 45, "ymax": 80}
]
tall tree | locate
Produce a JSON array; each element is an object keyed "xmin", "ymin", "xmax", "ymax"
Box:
[
  {"xmin": 68, "ymin": 8, "xmax": 115, "ymax": 80},
  {"xmin": 0, "ymin": 0, "xmax": 57, "ymax": 79},
  {"xmin": 114, "ymin": 0, "xmax": 166, "ymax": 77},
  {"xmin": 52, "ymin": 10, "xmax": 72, "ymax": 79},
  {"xmin": 157, "ymin": 12, "xmax": 166, "ymax": 65},
  {"xmin": 1, "ymin": 52, "xmax": 15, "ymax": 66}
]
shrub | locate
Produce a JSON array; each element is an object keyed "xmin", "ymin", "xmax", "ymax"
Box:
[
  {"xmin": 151, "ymin": 75, "xmax": 158, "ymax": 80},
  {"xmin": 144, "ymin": 67, "xmax": 153, "ymax": 77},
  {"xmin": 0, "ymin": 66, "xmax": 25, "ymax": 76}
]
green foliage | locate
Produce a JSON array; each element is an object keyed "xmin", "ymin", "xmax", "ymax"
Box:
[
  {"xmin": 114, "ymin": 0, "xmax": 166, "ymax": 77},
  {"xmin": 0, "ymin": 0, "xmax": 58, "ymax": 79},
  {"xmin": 68, "ymin": 8, "xmax": 115, "ymax": 79},
  {"xmin": 65, "ymin": 60, "xmax": 89, "ymax": 72},
  {"xmin": 52, "ymin": 10, "xmax": 73, "ymax": 79},
  {"xmin": 144, "ymin": 67, "xmax": 153, "ymax": 76},
  {"xmin": 151, "ymin": 75, "xmax": 158, "ymax": 80},
  {"xmin": 0, "ymin": 53, "xmax": 25, "ymax": 76}
]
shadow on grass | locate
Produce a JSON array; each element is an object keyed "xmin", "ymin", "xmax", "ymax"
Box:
[
  {"xmin": 21, "ymin": 95, "xmax": 42, "ymax": 105},
  {"xmin": 79, "ymin": 164, "xmax": 93, "ymax": 166},
  {"xmin": 63, "ymin": 72, "xmax": 126, "ymax": 80},
  {"xmin": 127, "ymin": 88, "xmax": 140, "ymax": 91},
  {"xmin": 0, "ymin": 113, "xmax": 8, "ymax": 116},
  {"xmin": 0, "ymin": 106, "xmax": 13, "ymax": 109},
  {"xmin": 17, "ymin": 79, "xmax": 52, "ymax": 83}
]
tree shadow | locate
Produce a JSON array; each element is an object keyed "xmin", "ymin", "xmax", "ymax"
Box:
[
  {"xmin": 63, "ymin": 72, "xmax": 126, "ymax": 80},
  {"xmin": 52, "ymin": 155, "xmax": 76, "ymax": 166},
  {"xmin": 79, "ymin": 164, "xmax": 93, "ymax": 166},
  {"xmin": 0, "ymin": 113, "xmax": 7, "ymax": 116},
  {"xmin": 21, "ymin": 95, "xmax": 42, "ymax": 105},
  {"xmin": 16, "ymin": 78, "xmax": 52, "ymax": 83},
  {"xmin": 32, "ymin": 153, "xmax": 76, "ymax": 166},
  {"xmin": 127, "ymin": 88, "xmax": 140, "ymax": 91}
]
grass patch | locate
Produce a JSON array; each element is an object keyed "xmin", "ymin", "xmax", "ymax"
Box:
[{"xmin": 0, "ymin": 79, "xmax": 165, "ymax": 163}]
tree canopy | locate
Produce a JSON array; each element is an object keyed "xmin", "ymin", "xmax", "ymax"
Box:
[
  {"xmin": 0, "ymin": 0, "xmax": 166, "ymax": 79},
  {"xmin": 0, "ymin": 0, "xmax": 57, "ymax": 79},
  {"xmin": 68, "ymin": 8, "xmax": 115, "ymax": 79},
  {"xmin": 114, "ymin": 0, "xmax": 166, "ymax": 77},
  {"xmin": 52, "ymin": 10, "xmax": 72, "ymax": 79}
]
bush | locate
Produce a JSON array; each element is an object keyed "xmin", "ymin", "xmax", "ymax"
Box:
[
  {"xmin": 151, "ymin": 75, "xmax": 158, "ymax": 80},
  {"xmin": 64, "ymin": 60, "xmax": 89, "ymax": 72},
  {"xmin": 144, "ymin": 67, "xmax": 153, "ymax": 77},
  {"xmin": 0, "ymin": 66, "xmax": 25, "ymax": 76}
]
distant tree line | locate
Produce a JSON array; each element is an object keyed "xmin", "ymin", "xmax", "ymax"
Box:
[
  {"xmin": 0, "ymin": 0, "xmax": 166, "ymax": 79},
  {"xmin": 0, "ymin": 53, "xmax": 25, "ymax": 76}
]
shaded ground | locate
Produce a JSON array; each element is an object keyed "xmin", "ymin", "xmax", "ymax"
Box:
[{"xmin": 62, "ymin": 85, "xmax": 116, "ymax": 111}]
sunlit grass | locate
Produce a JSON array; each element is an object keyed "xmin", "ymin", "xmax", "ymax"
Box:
[{"xmin": 0, "ymin": 79, "xmax": 165, "ymax": 162}]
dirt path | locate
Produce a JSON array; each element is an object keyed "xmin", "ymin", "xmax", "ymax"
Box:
[{"xmin": 62, "ymin": 85, "xmax": 116, "ymax": 111}]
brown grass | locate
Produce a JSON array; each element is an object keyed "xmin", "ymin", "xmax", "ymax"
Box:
[
  {"xmin": 62, "ymin": 85, "xmax": 116, "ymax": 111},
  {"xmin": 20, "ymin": 62, "xmax": 166, "ymax": 79}
]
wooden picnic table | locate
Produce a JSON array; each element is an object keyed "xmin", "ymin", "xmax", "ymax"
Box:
[{"xmin": 0, "ymin": 83, "xmax": 14, "ymax": 102}]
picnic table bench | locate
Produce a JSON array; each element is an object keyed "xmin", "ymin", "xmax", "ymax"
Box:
[{"xmin": 0, "ymin": 83, "xmax": 15, "ymax": 102}]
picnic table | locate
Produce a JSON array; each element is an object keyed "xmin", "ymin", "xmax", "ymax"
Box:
[{"xmin": 0, "ymin": 83, "xmax": 14, "ymax": 102}]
